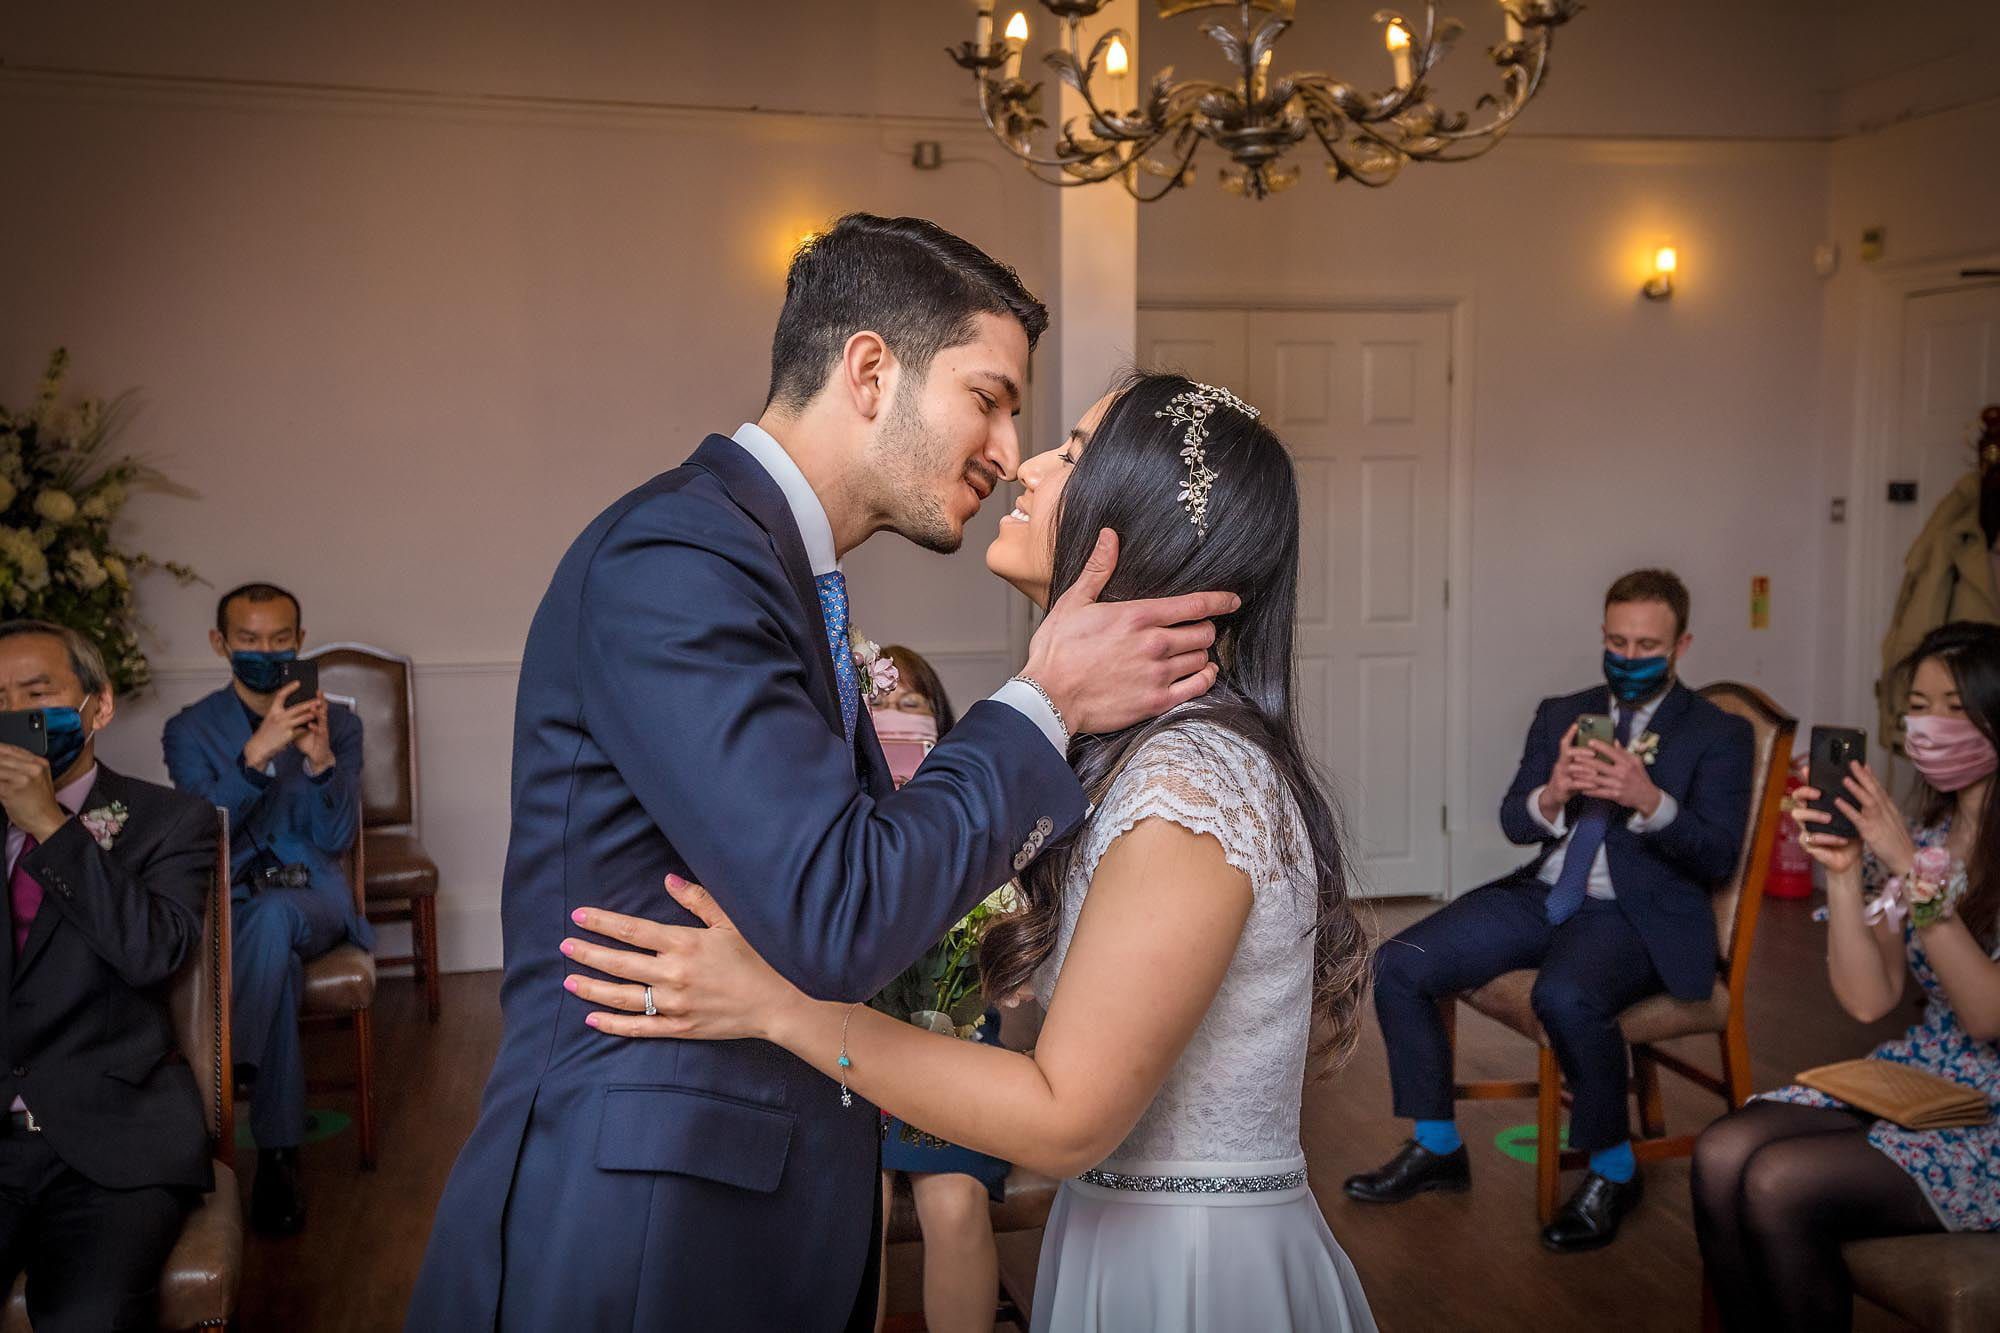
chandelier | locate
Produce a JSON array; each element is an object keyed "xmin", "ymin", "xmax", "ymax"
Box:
[{"xmin": 947, "ymin": 0, "xmax": 1580, "ymax": 201}]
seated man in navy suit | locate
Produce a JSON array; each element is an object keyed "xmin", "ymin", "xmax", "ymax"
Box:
[
  {"xmin": 0, "ymin": 620, "xmax": 218, "ymax": 1332},
  {"xmin": 162, "ymin": 583, "xmax": 369, "ymax": 1236},
  {"xmin": 1345, "ymin": 569, "xmax": 1752, "ymax": 1251}
]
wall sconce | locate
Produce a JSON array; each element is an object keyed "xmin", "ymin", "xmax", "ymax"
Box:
[{"xmin": 1642, "ymin": 245, "xmax": 1677, "ymax": 301}]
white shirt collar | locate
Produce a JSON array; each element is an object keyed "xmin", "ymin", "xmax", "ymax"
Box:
[{"xmin": 731, "ymin": 422, "xmax": 838, "ymax": 577}]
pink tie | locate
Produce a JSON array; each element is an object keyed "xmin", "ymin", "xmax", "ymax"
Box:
[{"xmin": 10, "ymin": 836, "xmax": 41, "ymax": 956}]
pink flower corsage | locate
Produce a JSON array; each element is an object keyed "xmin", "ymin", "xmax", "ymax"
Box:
[
  {"xmin": 1871, "ymin": 845, "xmax": 1965, "ymax": 930},
  {"xmin": 78, "ymin": 801, "xmax": 129, "ymax": 851},
  {"xmin": 850, "ymin": 631, "xmax": 898, "ymax": 707}
]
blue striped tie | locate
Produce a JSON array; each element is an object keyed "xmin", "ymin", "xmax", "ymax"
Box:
[
  {"xmin": 814, "ymin": 571, "xmax": 860, "ymax": 741},
  {"xmin": 1545, "ymin": 707, "xmax": 1633, "ymax": 925}
]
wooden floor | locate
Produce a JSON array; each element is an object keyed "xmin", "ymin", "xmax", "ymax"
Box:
[{"xmin": 242, "ymin": 895, "xmax": 1924, "ymax": 1332}]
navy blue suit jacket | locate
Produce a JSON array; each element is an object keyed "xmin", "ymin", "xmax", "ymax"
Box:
[
  {"xmin": 161, "ymin": 686, "xmax": 371, "ymax": 948},
  {"xmin": 408, "ymin": 436, "xmax": 1086, "ymax": 1331},
  {"xmin": 1498, "ymin": 682, "xmax": 1753, "ymax": 1001}
]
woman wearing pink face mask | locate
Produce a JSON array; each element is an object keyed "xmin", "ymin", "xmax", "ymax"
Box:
[
  {"xmin": 1692, "ymin": 621, "xmax": 2000, "ymax": 1332},
  {"xmin": 867, "ymin": 646, "xmax": 1013, "ymax": 1333}
]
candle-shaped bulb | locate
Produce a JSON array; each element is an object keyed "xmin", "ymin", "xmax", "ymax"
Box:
[
  {"xmin": 1004, "ymin": 10, "xmax": 1028, "ymax": 79},
  {"xmin": 1105, "ymin": 36, "xmax": 1130, "ymax": 79},
  {"xmin": 1654, "ymin": 246, "xmax": 1678, "ymax": 275},
  {"xmin": 1386, "ymin": 22, "xmax": 1413, "ymax": 88}
]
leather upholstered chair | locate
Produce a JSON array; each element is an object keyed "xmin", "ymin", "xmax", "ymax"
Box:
[
  {"xmin": 1447, "ymin": 681, "xmax": 1797, "ymax": 1223},
  {"xmin": 5, "ymin": 808, "xmax": 244, "ymax": 1331},
  {"xmin": 307, "ymin": 643, "xmax": 440, "ymax": 1021},
  {"xmin": 300, "ymin": 796, "xmax": 377, "ymax": 1168},
  {"xmin": 1842, "ymin": 1234, "xmax": 2000, "ymax": 1330}
]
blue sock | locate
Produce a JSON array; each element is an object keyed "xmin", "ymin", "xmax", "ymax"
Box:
[
  {"xmin": 1590, "ymin": 1141, "xmax": 1636, "ymax": 1183},
  {"xmin": 1413, "ymin": 1119, "xmax": 1462, "ymax": 1155}
]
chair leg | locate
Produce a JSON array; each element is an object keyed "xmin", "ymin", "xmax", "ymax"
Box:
[
  {"xmin": 418, "ymin": 896, "xmax": 442, "ymax": 1022},
  {"xmin": 1536, "ymin": 1045, "xmax": 1562, "ymax": 1226},
  {"xmin": 1633, "ymin": 1045, "xmax": 1667, "ymax": 1140},
  {"xmin": 1721, "ymin": 1014, "xmax": 1754, "ymax": 1106},
  {"xmin": 354, "ymin": 1007, "xmax": 377, "ymax": 1169}
]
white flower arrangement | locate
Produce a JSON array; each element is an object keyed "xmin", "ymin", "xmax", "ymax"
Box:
[
  {"xmin": 1629, "ymin": 731, "xmax": 1661, "ymax": 766},
  {"xmin": 849, "ymin": 629, "xmax": 898, "ymax": 706},
  {"xmin": 0, "ymin": 349, "xmax": 198, "ymax": 694}
]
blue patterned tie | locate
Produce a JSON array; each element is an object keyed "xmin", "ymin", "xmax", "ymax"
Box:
[
  {"xmin": 814, "ymin": 571, "xmax": 860, "ymax": 740},
  {"xmin": 1545, "ymin": 706, "xmax": 1634, "ymax": 925}
]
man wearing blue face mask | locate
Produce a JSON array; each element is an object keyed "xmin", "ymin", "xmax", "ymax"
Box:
[
  {"xmin": 1347, "ymin": 569, "xmax": 1754, "ymax": 1253},
  {"xmin": 0, "ymin": 620, "xmax": 218, "ymax": 1331},
  {"xmin": 162, "ymin": 582, "xmax": 369, "ymax": 1236}
]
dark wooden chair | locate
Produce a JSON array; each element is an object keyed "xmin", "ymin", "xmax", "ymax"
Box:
[
  {"xmin": 300, "ymin": 798, "xmax": 376, "ymax": 1167},
  {"xmin": 1447, "ymin": 681, "xmax": 1797, "ymax": 1222},
  {"xmin": 4, "ymin": 808, "xmax": 243, "ymax": 1331},
  {"xmin": 307, "ymin": 643, "xmax": 440, "ymax": 1020}
]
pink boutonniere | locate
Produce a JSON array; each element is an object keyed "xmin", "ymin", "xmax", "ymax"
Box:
[
  {"xmin": 850, "ymin": 631, "xmax": 898, "ymax": 707},
  {"xmin": 78, "ymin": 801, "xmax": 129, "ymax": 851}
]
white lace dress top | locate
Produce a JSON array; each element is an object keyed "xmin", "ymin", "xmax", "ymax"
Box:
[{"xmin": 1030, "ymin": 719, "xmax": 1316, "ymax": 1174}]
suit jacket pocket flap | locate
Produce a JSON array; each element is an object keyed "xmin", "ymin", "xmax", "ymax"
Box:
[{"xmin": 594, "ymin": 1085, "xmax": 795, "ymax": 1193}]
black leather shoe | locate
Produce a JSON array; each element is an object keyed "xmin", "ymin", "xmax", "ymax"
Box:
[
  {"xmin": 251, "ymin": 1147, "xmax": 307, "ymax": 1236},
  {"xmin": 1540, "ymin": 1171, "xmax": 1643, "ymax": 1252},
  {"xmin": 1342, "ymin": 1140, "xmax": 1471, "ymax": 1204}
]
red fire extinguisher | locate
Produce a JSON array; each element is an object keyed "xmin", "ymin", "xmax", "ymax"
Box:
[{"xmin": 1766, "ymin": 773, "xmax": 1813, "ymax": 900}]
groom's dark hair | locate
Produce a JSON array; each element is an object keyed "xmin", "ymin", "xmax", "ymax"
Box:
[{"xmin": 765, "ymin": 214, "xmax": 1048, "ymax": 415}]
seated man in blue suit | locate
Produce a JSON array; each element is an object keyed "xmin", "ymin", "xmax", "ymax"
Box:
[
  {"xmin": 162, "ymin": 582, "xmax": 369, "ymax": 1237},
  {"xmin": 1345, "ymin": 569, "xmax": 1753, "ymax": 1252}
]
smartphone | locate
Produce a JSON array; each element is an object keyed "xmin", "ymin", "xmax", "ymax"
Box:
[
  {"xmin": 280, "ymin": 659, "xmax": 319, "ymax": 707},
  {"xmin": 0, "ymin": 710, "xmax": 48, "ymax": 756},
  {"xmin": 881, "ymin": 739, "xmax": 931, "ymax": 789},
  {"xmin": 1807, "ymin": 725, "xmax": 1868, "ymax": 840},
  {"xmin": 1573, "ymin": 713, "xmax": 1615, "ymax": 754}
]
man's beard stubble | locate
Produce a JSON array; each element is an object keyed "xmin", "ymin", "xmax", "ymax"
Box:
[{"xmin": 871, "ymin": 387, "xmax": 995, "ymax": 556}]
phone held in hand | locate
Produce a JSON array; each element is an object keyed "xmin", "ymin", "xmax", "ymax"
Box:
[
  {"xmin": 281, "ymin": 658, "xmax": 319, "ymax": 707},
  {"xmin": 1574, "ymin": 713, "xmax": 1615, "ymax": 756},
  {"xmin": 881, "ymin": 739, "xmax": 932, "ymax": 789},
  {"xmin": 0, "ymin": 710, "xmax": 48, "ymax": 757},
  {"xmin": 1807, "ymin": 725, "xmax": 1867, "ymax": 841}
]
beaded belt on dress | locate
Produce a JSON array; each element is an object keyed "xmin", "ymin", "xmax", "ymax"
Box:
[{"xmin": 1076, "ymin": 1166, "xmax": 1306, "ymax": 1194}]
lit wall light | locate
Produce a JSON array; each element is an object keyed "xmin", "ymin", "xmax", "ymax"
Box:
[{"xmin": 1642, "ymin": 245, "xmax": 1677, "ymax": 301}]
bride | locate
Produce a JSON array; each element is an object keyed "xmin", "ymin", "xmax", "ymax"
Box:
[{"xmin": 563, "ymin": 371, "xmax": 1378, "ymax": 1332}]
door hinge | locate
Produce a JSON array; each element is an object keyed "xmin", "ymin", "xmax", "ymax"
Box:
[
  {"xmin": 1443, "ymin": 579, "xmax": 1450, "ymax": 609},
  {"xmin": 1441, "ymin": 805, "xmax": 1449, "ymax": 833}
]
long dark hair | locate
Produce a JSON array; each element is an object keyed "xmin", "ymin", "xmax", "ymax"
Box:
[
  {"xmin": 1894, "ymin": 620, "xmax": 2000, "ymax": 947},
  {"xmin": 881, "ymin": 645, "xmax": 957, "ymax": 735},
  {"xmin": 979, "ymin": 371, "xmax": 1371, "ymax": 1069}
]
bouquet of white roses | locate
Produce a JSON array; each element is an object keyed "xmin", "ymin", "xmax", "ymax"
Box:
[
  {"xmin": 0, "ymin": 349, "xmax": 198, "ymax": 694},
  {"xmin": 869, "ymin": 880, "xmax": 1022, "ymax": 1038}
]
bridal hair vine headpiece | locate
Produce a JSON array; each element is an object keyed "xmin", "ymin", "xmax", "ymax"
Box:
[{"xmin": 1155, "ymin": 382, "xmax": 1259, "ymax": 539}]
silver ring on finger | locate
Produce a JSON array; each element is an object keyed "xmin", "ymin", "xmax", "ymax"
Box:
[{"xmin": 643, "ymin": 985, "xmax": 658, "ymax": 1017}]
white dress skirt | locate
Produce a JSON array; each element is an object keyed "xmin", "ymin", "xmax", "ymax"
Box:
[{"xmin": 1031, "ymin": 1156, "xmax": 1377, "ymax": 1333}]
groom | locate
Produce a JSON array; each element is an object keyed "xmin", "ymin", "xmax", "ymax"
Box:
[{"xmin": 409, "ymin": 214, "xmax": 1234, "ymax": 1331}]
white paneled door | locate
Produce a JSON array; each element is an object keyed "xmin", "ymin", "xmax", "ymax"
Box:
[{"xmin": 1139, "ymin": 307, "xmax": 1454, "ymax": 898}]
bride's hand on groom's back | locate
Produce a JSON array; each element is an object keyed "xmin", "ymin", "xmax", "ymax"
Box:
[
  {"xmin": 1021, "ymin": 528, "xmax": 1240, "ymax": 736},
  {"xmin": 561, "ymin": 876, "xmax": 797, "ymax": 1042}
]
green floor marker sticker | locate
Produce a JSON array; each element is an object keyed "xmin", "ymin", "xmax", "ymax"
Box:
[
  {"xmin": 235, "ymin": 1109, "xmax": 351, "ymax": 1150},
  {"xmin": 1495, "ymin": 1123, "xmax": 1569, "ymax": 1164}
]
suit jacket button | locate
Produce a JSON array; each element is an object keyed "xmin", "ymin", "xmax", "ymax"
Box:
[{"xmin": 1035, "ymin": 817, "xmax": 1053, "ymax": 836}]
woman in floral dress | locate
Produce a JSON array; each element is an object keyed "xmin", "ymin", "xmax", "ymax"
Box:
[{"xmin": 1692, "ymin": 621, "xmax": 2000, "ymax": 1332}]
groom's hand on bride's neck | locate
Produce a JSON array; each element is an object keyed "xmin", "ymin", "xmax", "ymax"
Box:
[{"xmin": 1021, "ymin": 528, "xmax": 1238, "ymax": 736}]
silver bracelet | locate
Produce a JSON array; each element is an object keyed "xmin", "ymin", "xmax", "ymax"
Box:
[
  {"xmin": 837, "ymin": 1002, "xmax": 859, "ymax": 1108},
  {"xmin": 1009, "ymin": 674, "xmax": 1070, "ymax": 745}
]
